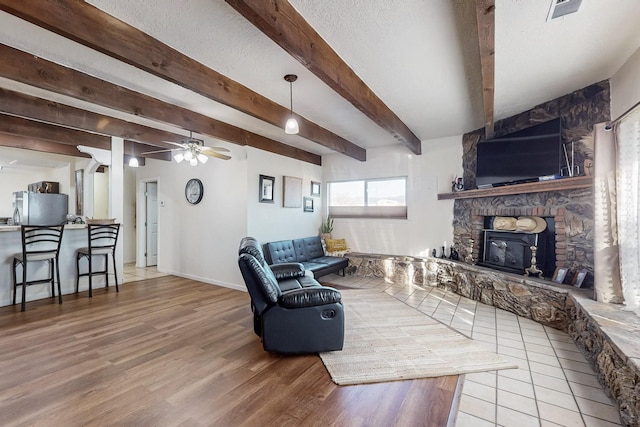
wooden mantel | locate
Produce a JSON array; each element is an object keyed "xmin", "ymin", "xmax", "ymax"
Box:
[{"xmin": 437, "ymin": 176, "xmax": 593, "ymax": 200}]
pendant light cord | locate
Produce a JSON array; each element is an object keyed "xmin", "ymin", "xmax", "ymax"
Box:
[{"xmin": 289, "ymin": 81, "xmax": 294, "ymax": 115}]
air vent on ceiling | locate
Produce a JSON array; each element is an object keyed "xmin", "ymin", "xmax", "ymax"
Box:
[{"xmin": 547, "ymin": 0, "xmax": 582, "ymax": 21}]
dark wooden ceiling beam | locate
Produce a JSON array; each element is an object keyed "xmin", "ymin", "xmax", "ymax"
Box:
[
  {"xmin": 0, "ymin": 43, "xmax": 320, "ymax": 165},
  {"xmin": 0, "ymin": 88, "xmax": 188, "ymax": 148},
  {"xmin": 475, "ymin": 0, "xmax": 495, "ymax": 139},
  {"xmin": 0, "ymin": 113, "xmax": 110, "ymax": 149},
  {"xmin": 0, "ymin": 113, "xmax": 170, "ymax": 163},
  {"xmin": 225, "ymin": 0, "xmax": 422, "ymax": 156},
  {"xmin": 0, "ymin": 0, "xmax": 365, "ymax": 161},
  {"xmin": 0, "ymin": 133, "xmax": 92, "ymax": 159}
]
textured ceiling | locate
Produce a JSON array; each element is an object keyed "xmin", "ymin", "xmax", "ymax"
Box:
[{"xmin": 0, "ymin": 0, "xmax": 639, "ymax": 164}]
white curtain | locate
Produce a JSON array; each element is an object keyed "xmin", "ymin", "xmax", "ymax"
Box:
[
  {"xmin": 615, "ymin": 107, "xmax": 640, "ymax": 315},
  {"xmin": 593, "ymin": 123, "xmax": 622, "ymax": 303}
]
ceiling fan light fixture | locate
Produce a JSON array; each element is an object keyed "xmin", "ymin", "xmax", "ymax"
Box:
[
  {"xmin": 189, "ymin": 157, "xmax": 198, "ymax": 166},
  {"xmin": 174, "ymin": 152, "xmax": 184, "ymax": 163},
  {"xmin": 197, "ymin": 153, "xmax": 208, "ymax": 164},
  {"xmin": 184, "ymin": 150, "xmax": 194, "ymax": 161},
  {"xmin": 284, "ymin": 74, "xmax": 299, "ymax": 135}
]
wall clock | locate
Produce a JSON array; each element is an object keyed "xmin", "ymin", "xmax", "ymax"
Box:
[{"xmin": 185, "ymin": 178, "xmax": 204, "ymax": 205}]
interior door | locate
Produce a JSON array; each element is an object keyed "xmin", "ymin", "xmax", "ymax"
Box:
[{"xmin": 145, "ymin": 182, "xmax": 158, "ymax": 267}]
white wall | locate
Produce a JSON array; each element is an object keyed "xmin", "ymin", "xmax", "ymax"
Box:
[
  {"xmin": 611, "ymin": 46, "xmax": 640, "ymax": 119},
  {"xmin": 136, "ymin": 145, "xmax": 248, "ymax": 289},
  {"xmin": 134, "ymin": 145, "xmax": 326, "ymax": 289},
  {"xmin": 246, "ymin": 146, "xmax": 323, "ymax": 242},
  {"xmin": 322, "ymin": 136, "xmax": 462, "ymax": 257}
]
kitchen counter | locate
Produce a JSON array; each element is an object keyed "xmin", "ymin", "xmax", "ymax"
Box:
[
  {"xmin": 0, "ymin": 224, "xmax": 121, "ymax": 308},
  {"xmin": 0, "ymin": 223, "xmax": 87, "ymax": 232}
]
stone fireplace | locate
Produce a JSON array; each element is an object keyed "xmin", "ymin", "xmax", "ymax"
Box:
[
  {"xmin": 452, "ymin": 184, "xmax": 594, "ymax": 286},
  {"xmin": 452, "ymin": 81, "xmax": 608, "ymax": 287}
]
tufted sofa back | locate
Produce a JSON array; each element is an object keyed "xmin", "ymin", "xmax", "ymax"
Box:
[
  {"xmin": 264, "ymin": 236, "xmax": 324, "ymax": 264},
  {"xmin": 264, "ymin": 240, "xmax": 298, "ymax": 264}
]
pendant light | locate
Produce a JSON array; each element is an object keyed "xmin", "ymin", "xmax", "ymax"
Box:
[
  {"xmin": 128, "ymin": 143, "xmax": 139, "ymax": 167},
  {"xmin": 284, "ymin": 74, "xmax": 299, "ymax": 135}
]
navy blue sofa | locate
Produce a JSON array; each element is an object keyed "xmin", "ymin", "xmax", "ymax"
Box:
[{"xmin": 263, "ymin": 236, "xmax": 348, "ymax": 279}]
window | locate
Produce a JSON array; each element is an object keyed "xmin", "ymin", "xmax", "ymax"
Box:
[{"xmin": 328, "ymin": 177, "xmax": 407, "ymax": 219}]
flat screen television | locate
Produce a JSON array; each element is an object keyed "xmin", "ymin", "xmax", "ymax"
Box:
[{"xmin": 476, "ymin": 118, "xmax": 563, "ymax": 188}]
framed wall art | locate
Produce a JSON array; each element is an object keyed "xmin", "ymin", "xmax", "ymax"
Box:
[
  {"xmin": 303, "ymin": 197, "xmax": 314, "ymax": 212},
  {"xmin": 283, "ymin": 176, "xmax": 302, "ymax": 208},
  {"xmin": 311, "ymin": 181, "xmax": 321, "ymax": 197},
  {"xmin": 259, "ymin": 175, "xmax": 275, "ymax": 203}
]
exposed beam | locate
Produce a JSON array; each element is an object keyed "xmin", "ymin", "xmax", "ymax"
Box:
[
  {"xmin": 225, "ymin": 0, "xmax": 422, "ymax": 155},
  {"xmin": 0, "ymin": 88, "xmax": 196, "ymax": 148},
  {"xmin": 475, "ymin": 0, "xmax": 495, "ymax": 138},
  {"xmin": 0, "ymin": 133, "xmax": 92, "ymax": 158},
  {"xmin": 0, "ymin": 114, "xmax": 170, "ymax": 164},
  {"xmin": 0, "ymin": 113, "xmax": 110, "ymax": 149},
  {"xmin": 0, "ymin": 0, "xmax": 366, "ymax": 161},
  {"xmin": 0, "ymin": 44, "xmax": 320, "ymax": 166}
]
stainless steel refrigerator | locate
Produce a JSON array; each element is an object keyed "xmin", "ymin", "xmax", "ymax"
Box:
[{"xmin": 12, "ymin": 191, "xmax": 69, "ymax": 225}]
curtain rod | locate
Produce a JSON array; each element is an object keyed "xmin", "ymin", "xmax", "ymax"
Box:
[{"xmin": 607, "ymin": 99, "xmax": 640, "ymax": 129}]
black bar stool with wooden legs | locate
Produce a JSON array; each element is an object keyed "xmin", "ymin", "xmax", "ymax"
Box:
[
  {"xmin": 12, "ymin": 225, "xmax": 65, "ymax": 312},
  {"xmin": 76, "ymin": 224, "xmax": 121, "ymax": 297}
]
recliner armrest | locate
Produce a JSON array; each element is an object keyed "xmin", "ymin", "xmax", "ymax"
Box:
[
  {"xmin": 271, "ymin": 262, "xmax": 305, "ymax": 280},
  {"xmin": 279, "ymin": 287, "xmax": 342, "ymax": 309}
]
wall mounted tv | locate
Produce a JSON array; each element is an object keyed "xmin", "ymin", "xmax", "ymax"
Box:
[{"xmin": 476, "ymin": 118, "xmax": 563, "ymax": 188}]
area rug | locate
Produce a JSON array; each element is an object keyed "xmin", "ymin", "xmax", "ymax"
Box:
[{"xmin": 319, "ymin": 289, "xmax": 518, "ymax": 385}]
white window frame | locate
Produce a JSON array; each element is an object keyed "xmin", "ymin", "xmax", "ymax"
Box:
[{"xmin": 327, "ymin": 176, "xmax": 408, "ymax": 219}]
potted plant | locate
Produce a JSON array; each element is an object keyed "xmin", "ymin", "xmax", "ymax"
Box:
[{"xmin": 320, "ymin": 216, "xmax": 334, "ymax": 241}]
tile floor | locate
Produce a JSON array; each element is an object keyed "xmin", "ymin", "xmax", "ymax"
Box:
[
  {"xmin": 122, "ymin": 263, "xmax": 168, "ymax": 283},
  {"xmin": 322, "ymin": 273, "xmax": 622, "ymax": 427}
]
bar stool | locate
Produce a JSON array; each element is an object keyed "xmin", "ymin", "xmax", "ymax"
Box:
[
  {"xmin": 75, "ymin": 224, "xmax": 121, "ymax": 297},
  {"xmin": 12, "ymin": 225, "xmax": 65, "ymax": 312}
]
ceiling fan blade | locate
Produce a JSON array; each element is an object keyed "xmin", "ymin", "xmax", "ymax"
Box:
[
  {"xmin": 200, "ymin": 146, "xmax": 230, "ymax": 154},
  {"xmin": 203, "ymin": 151, "xmax": 232, "ymax": 161},
  {"xmin": 141, "ymin": 148, "xmax": 173, "ymax": 155},
  {"xmin": 162, "ymin": 141, "xmax": 188, "ymax": 148}
]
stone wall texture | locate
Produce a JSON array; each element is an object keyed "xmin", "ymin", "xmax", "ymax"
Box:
[
  {"xmin": 568, "ymin": 298, "xmax": 639, "ymax": 426},
  {"xmin": 346, "ymin": 254, "xmax": 575, "ymax": 330},
  {"xmin": 453, "ymin": 187, "xmax": 595, "ymax": 282},
  {"xmin": 454, "ymin": 80, "xmax": 610, "ymax": 288},
  {"xmin": 462, "ymin": 80, "xmax": 610, "ymax": 190}
]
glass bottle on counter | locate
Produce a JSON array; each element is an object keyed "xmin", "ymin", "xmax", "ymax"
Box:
[{"xmin": 12, "ymin": 207, "xmax": 21, "ymax": 225}]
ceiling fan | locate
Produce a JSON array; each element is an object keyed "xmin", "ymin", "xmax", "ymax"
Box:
[{"xmin": 142, "ymin": 131, "xmax": 231, "ymax": 165}]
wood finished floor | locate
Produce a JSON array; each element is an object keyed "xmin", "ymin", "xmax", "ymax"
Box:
[{"xmin": 0, "ymin": 276, "xmax": 459, "ymax": 426}]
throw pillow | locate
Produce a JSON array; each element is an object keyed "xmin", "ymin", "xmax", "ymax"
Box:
[{"xmin": 326, "ymin": 238, "xmax": 347, "ymax": 252}]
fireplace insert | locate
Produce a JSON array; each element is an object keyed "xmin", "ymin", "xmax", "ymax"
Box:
[{"xmin": 480, "ymin": 230, "xmax": 548, "ymax": 275}]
